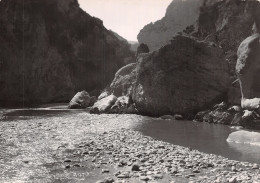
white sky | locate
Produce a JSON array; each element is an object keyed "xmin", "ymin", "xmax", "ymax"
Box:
[{"xmin": 78, "ymin": 0, "xmax": 172, "ymax": 41}]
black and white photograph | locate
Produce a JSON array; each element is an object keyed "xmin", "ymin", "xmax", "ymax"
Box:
[{"xmin": 0, "ymin": 0, "xmax": 260, "ymax": 182}]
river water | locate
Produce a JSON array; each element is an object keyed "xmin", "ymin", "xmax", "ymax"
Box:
[{"xmin": 1, "ymin": 106, "xmax": 260, "ymax": 164}]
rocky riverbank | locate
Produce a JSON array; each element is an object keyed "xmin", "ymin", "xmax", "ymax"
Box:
[
  {"xmin": 0, "ymin": 111, "xmax": 260, "ymax": 183},
  {"xmin": 78, "ymin": 129, "xmax": 260, "ymax": 183}
]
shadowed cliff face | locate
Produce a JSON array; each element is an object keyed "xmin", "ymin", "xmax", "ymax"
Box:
[
  {"xmin": 0, "ymin": 0, "xmax": 133, "ymax": 106},
  {"xmin": 196, "ymin": 0, "xmax": 260, "ymax": 77}
]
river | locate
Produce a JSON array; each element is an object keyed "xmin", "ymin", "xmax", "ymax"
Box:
[{"xmin": 1, "ymin": 105, "xmax": 260, "ymax": 165}]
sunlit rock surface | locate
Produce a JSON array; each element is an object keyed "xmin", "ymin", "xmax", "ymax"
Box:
[
  {"xmin": 91, "ymin": 95, "xmax": 117, "ymax": 113},
  {"xmin": 236, "ymin": 33, "xmax": 260, "ymax": 110},
  {"xmin": 109, "ymin": 63, "xmax": 137, "ymax": 97},
  {"xmin": 227, "ymin": 130, "xmax": 260, "ymax": 146},
  {"xmin": 68, "ymin": 91, "xmax": 94, "ymax": 109}
]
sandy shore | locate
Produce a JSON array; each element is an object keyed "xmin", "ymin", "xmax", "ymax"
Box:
[{"xmin": 0, "ymin": 112, "xmax": 259, "ymax": 183}]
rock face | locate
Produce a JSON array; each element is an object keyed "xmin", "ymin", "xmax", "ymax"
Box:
[
  {"xmin": 68, "ymin": 91, "xmax": 92, "ymax": 109},
  {"xmin": 111, "ymin": 96, "xmax": 130, "ymax": 113},
  {"xmin": 109, "ymin": 63, "xmax": 137, "ymax": 97},
  {"xmin": 137, "ymin": 0, "xmax": 204, "ymax": 51},
  {"xmin": 107, "ymin": 35, "xmax": 230, "ymax": 116},
  {"xmin": 132, "ymin": 35, "xmax": 230, "ymax": 116},
  {"xmin": 91, "ymin": 95, "xmax": 117, "ymax": 113},
  {"xmin": 236, "ymin": 33, "xmax": 260, "ymax": 110},
  {"xmin": 136, "ymin": 43, "xmax": 149, "ymax": 57},
  {"xmin": 196, "ymin": 0, "xmax": 260, "ymax": 77},
  {"xmin": 137, "ymin": 0, "xmax": 260, "ymax": 109},
  {"xmin": 0, "ymin": 0, "xmax": 133, "ymax": 106}
]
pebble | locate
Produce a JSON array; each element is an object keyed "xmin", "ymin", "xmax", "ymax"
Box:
[
  {"xmin": 193, "ymin": 169, "xmax": 200, "ymax": 173},
  {"xmin": 73, "ymin": 164, "xmax": 80, "ymax": 167},
  {"xmin": 101, "ymin": 169, "xmax": 110, "ymax": 173},
  {"xmin": 63, "ymin": 159, "xmax": 72, "ymax": 163},
  {"xmin": 96, "ymin": 177, "xmax": 114, "ymax": 183},
  {"xmin": 139, "ymin": 176, "xmax": 149, "ymax": 181},
  {"xmin": 153, "ymin": 174, "xmax": 163, "ymax": 179},
  {"xmin": 131, "ymin": 164, "xmax": 140, "ymax": 171},
  {"xmin": 252, "ymin": 164, "xmax": 259, "ymax": 169},
  {"xmin": 229, "ymin": 177, "xmax": 237, "ymax": 183},
  {"xmin": 65, "ymin": 165, "xmax": 71, "ymax": 169}
]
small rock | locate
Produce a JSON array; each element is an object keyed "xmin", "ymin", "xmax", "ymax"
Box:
[
  {"xmin": 131, "ymin": 164, "xmax": 140, "ymax": 171},
  {"xmin": 252, "ymin": 164, "xmax": 259, "ymax": 169},
  {"xmin": 96, "ymin": 180, "xmax": 104, "ymax": 183},
  {"xmin": 65, "ymin": 165, "xmax": 71, "ymax": 169},
  {"xmin": 139, "ymin": 176, "xmax": 150, "ymax": 181},
  {"xmin": 102, "ymin": 169, "xmax": 110, "ymax": 173},
  {"xmin": 231, "ymin": 166, "xmax": 237, "ymax": 172},
  {"xmin": 96, "ymin": 178, "xmax": 114, "ymax": 183},
  {"xmin": 174, "ymin": 114, "xmax": 184, "ymax": 120},
  {"xmin": 193, "ymin": 169, "xmax": 200, "ymax": 173},
  {"xmin": 64, "ymin": 159, "xmax": 72, "ymax": 163},
  {"xmin": 229, "ymin": 177, "xmax": 237, "ymax": 183},
  {"xmin": 117, "ymin": 172, "xmax": 130, "ymax": 178},
  {"xmin": 153, "ymin": 174, "xmax": 163, "ymax": 179},
  {"xmin": 187, "ymin": 174, "xmax": 195, "ymax": 177}
]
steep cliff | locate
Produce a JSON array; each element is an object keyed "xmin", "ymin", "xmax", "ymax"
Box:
[
  {"xmin": 137, "ymin": 0, "xmax": 204, "ymax": 51},
  {"xmin": 0, "ymin": 0, "xmax": 133, "ymax": 106},
  {"xmin": 196, "ymin": 0, "xmax": 260, "ymax": 77},
  {"xmin": 195, "ymin": 0, "xmax": 260, "ymax": 105}
]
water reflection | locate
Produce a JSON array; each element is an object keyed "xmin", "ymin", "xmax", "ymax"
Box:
[{"xmin": 227, "ymin": 142, "xmax": 260, "ymax": 163}]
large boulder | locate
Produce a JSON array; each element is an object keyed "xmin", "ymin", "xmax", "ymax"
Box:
[
  {"xmin": 132, "ymin": 35, "xmax": 230, "ymax": 116},
  {"xmin": 68, "ymin": 91, "xmax": 91, "ymax": 109},
  {"xmin": 236, "ymin": 33, "xmax": 260, "ymax": 110},
  {"xmin": 91, "ymin": 95, "xmax": 117, "ymax": 113},
  {"xmin": 109, "ymin": 63, "xmax": 137, "ymax": 97},
  {"xmin": 0, "ymin": 0, "xmax": 133, "ymax": 106}
]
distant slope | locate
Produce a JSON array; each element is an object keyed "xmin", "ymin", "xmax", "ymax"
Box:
[
  {"xmin": 128, "ymin": 41, "xmax": 139, "ymax": 52},
  {"xmin": 137, "ymin": 0, "xmax": 204, "ymax": 51}
]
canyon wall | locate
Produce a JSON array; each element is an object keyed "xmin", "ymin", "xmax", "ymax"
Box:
[{"xmin": 0, "ymin": 0, "xmax": 133, "ymax": 106}]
